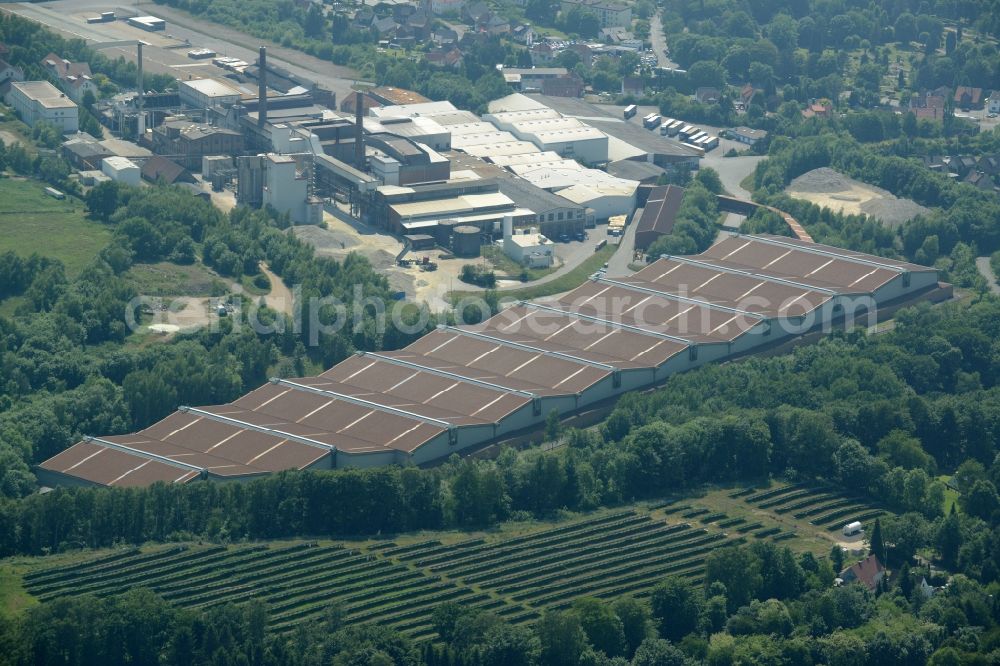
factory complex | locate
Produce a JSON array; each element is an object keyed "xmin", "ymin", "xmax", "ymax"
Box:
[{"xmin": 37, "ymin": 235, "xmax": 948, "ymax": 489}]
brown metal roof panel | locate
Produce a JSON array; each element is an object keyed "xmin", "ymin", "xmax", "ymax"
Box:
[
  {"xmin": 39, "ymin": 440, "xmax": 108, "ymax": 472},
  {"xmin": 754, "ymin": 234, "xmax": 937, "ymax": 272},
  {"xmin": 231, "ymin": 383, "xmax": 329, "ymax": 419},
  {"xmin": 481, "ymin": 309, "xmax": 684, "ymax": 369},
  {"xmin": 291, "ymin": 377, "xmax": 488, "ymax": 425},
  {"xmin": 383, "ymin": 351, "xmax": 549, "ymax": 393},
  {"xmin": 237, "ymin": 437, "xmax": 330, "ymax": 470},
  {"xmin": 556, "ymin": 282, "xmax": 744, "ymax": 342},
  {"xmin": 323, "ymin": 357, "xmax": 532, "ymax": 418},
  {"xmin": 39, "ymin": 442, "xmax": 194, "ymax": 487},
  {"xmin": 113, "ymin": 459, "xmax": 206, "ymax": 487}
]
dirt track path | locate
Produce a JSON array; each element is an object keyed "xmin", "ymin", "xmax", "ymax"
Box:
[
  {"xmin": 976, "ymin": 256, "xmax": 1000, "ymax": 295},
  {"xmin": 258, "ymin": 262, "xmax": 295, "ymax": 316}
]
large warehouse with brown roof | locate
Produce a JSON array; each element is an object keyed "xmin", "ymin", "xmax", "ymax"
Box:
[{"xmin": 37, "ymin": 235, "xmax": 945, "ymax": 488}]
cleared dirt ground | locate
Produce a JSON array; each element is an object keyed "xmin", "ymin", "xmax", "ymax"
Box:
[{"xmin": 786, "ymin": 167, "xmax": 928, "ymax": 228}]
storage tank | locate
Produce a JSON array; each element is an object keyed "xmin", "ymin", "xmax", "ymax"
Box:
[
  {"xmin": 452, "ymin": 225, "xmax": 481, "ymax": 257},
  {"xmin": 503, "ymin": 214, "xmax": 513, "ymax": 240}
]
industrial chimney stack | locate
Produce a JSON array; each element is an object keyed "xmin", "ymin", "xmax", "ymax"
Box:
[
  {"xmin": 258, "ymin": 46, "xmax": 267, "ymax": 128},
  {"xmin": 354, "ymin": 91, "xmax": 365, "ymax": 169}
]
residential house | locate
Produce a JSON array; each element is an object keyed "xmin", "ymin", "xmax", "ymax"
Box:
[
  {"xmin": 462, "ymin": 1, "xmax": 491, "ymax": 25},
  {"xmin": 964, "ymin": 170, "xmax": 994, "ymax": 191},
  {"xmin": 393, "ymin": 25, "xmax": 418, "ymax": 49},
  {"xmin": 559, "ymin": 0, "xmax": 631, "ymax": 28},
  {"xmin": 432, "ymin": 26, "xmax": 459, "ymax": 45},
  {"xmin": 372, "ymin": 15, "xmax": 399, "ymax": 36},
  {"xmin": 0, "ymin": 59, "xmax": 24, "ymax": 97},
  {"xmin": 988, "ymin": 91, "xmax": 1000, "ymax": 114},
  {"xmin": 485, "ymin": 13, "xmax": 510, "ymax": 35},
  {"xmin": 404, "ymin": 9, "xmax": 431, "ymax": 39},
  {"xmin": 511, "ymin": 23, "xmax": 534, "ymax": 44},
  {"xmin": 424, "ymin": 48, "xmax": 464, "ymax": 69},
  {"xmin": 530, "ymin": 42, "xmax": 556, "ymax": 66},
  {"xmin": 351, "ymin": 6, "xmax": 375, "ymax": 31},
  {"xmin": 739, "ymin": 84, "xmax": 758, "ymax": 109},
  {"xmin": 947, "ymin": 155, "xmax": 977, "ymax": 177},
  {"xmin": 921, "ymin": 154, "xmax": 946, "ymax": 171},
  {"xmin": 430, "ymin": 0, "xmax": 465, "ymax": 14},
  {"xmin": 565, "ymin": 43, "xmax": 594, "ymax": 67},
  {"xmin": 39, "ymin": 52, "xmax": 97, "ymax": 103},
  {"xmin": 695, "ymin": 87, "xmax": 721, "ymax": 104},
  {"xmin": 977, "ymin": 155, "xmax": 1000, "ymax": 175},
  {"xmin": 954, "ymin": 85, "xmax": 985, "ymax": 110},
  {"xmin": 839, "ymin": 554, "xmax": 885, "ymax": 592},
  {"xmin": 801, "ymin": 100, "xmax": 832, "ymax": 119}
]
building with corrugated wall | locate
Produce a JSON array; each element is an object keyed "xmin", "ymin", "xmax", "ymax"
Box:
[{"xmin": 37, "ymin": 235, "xmax": 945, "ymax": 488}]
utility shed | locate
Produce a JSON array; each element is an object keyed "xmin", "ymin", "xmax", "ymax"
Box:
[
  {"xmin": 634, "ymin": 184, "xmax": 684, "ymax": 250},
  {"xmin": 101, "ymin": 155, "xmax": 141, "ymax": 186}
]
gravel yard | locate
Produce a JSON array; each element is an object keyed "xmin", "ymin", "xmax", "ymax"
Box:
[{"xmin": 786, "ymin": 167, "xmax": 928, "ymax": 228}]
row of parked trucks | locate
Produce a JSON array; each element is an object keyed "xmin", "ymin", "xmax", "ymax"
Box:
[{"xmin": 627, "ymin": 107, "xmax": 719, "ymax": 152}]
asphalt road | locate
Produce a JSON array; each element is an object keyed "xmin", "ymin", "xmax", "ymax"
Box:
[
  {"xmin": 606, "ymin": 222, "xmax": 637, "ymax": 277},
  {"xmin": 649, "ymin": 11, "xmax": 679, "ymax": 70},
  {"xmin": 0, "ymin": 0, "xmax": 366, "ymax": 103},
  {"xmin": 702, "ymin": 154, "xmax": 765, "ymax": 199}
]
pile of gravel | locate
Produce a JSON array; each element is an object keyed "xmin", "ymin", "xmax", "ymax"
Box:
[
  {"xmin": 860, "ymin": 198, "xmax": 929, "ymax": 228},
  {"xmin": 788, "ymin": 167, "xmax": 929, "ymax": 227},
  {"xmin": 788, "ymin": 167, "xmax": 857, "ymax": 193}
]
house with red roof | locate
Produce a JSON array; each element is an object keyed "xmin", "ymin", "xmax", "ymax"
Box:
[{"xmin": 839, "ymin": 554, "xmax": 886, "ymax": 591}]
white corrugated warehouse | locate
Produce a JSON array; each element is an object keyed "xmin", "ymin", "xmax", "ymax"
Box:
[{"xmin": 101, "ymin": 155, "xmax": 141, "ymax": 186}]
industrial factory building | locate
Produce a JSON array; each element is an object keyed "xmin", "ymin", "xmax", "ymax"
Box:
[{"xmin": 38, "ymin": 235, "xmax": 947, "ymax": 488}]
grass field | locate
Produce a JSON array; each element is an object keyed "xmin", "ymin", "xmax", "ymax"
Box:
[
  {"xmin": 0, "ymin": 178, "xmax": 112, "ymax": 276},
  {"xmin": 448, "ymin": 245, "xmax": 616, "ymax": 304},
  {"xmin": 11, "ymin": 486, "xmax": 890, "ymax": 640},
  {"xmin": 126, "ymin": 261, "xmax": 229, "ymax": 297}
]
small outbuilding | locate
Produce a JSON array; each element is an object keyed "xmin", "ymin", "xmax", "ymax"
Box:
[{"xmin": 842, "ymin": 520, "xmax": 863, "ymax": 537}]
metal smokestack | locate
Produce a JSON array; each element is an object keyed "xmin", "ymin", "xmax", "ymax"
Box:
[
  {"xmin": 354, "ymin": 90, "xmax": 365, "ymax": 169},
  {"xmin": 258, "ymin": 46, "xmax": 267, "ymax": 128}
]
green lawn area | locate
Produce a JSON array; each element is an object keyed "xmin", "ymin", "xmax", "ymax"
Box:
[
  {"xmin": 0, "ymin": 177, "xmax": 112, "ymax": 276},
  {"xmin": 448, "ymin": 245, "xmax": 616, "ymax": 303},
  {"xmin": 126, "ymin": 261, "xmax": 229, "ymax": 297},
  {"xmin": 482, "ymin": 245, "xmax": 557, "ymax": 281},
  {"xmin": 938, "ymin": 475, "xmax": 960, "ymax": 514}
]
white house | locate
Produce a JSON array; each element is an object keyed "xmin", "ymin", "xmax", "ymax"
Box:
[
  {"xmin": 988, "ymin": 91, "xmax": 1000, "ymax": 114},
  {"xmin": 4, "ymin": 81, "xmax": 78, "ymax": 132}
]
